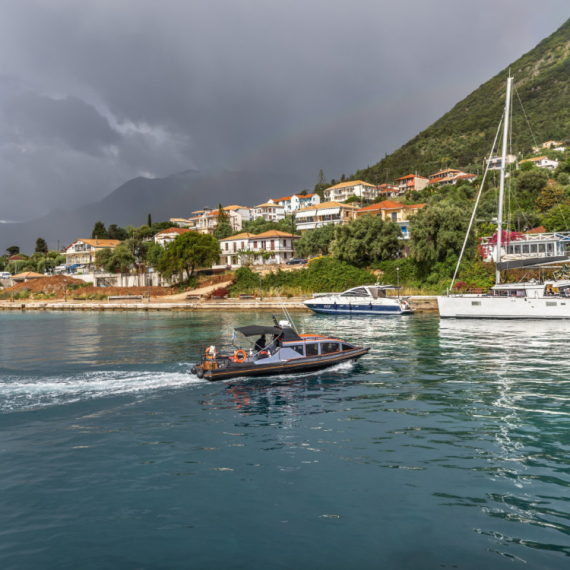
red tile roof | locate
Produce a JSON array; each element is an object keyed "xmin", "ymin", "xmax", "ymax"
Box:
[
  {"xmin": 526, "ymin": 225, "xmax": 546, "ymax": 234},
  {"xmin": 156, "ymin": 227, "xmax": 192, "ymax": 235}
]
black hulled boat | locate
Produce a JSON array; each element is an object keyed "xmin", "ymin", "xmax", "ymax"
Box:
[{"xmin": 192, "ymin": 320, "xmax": 369, "ymax": 381}]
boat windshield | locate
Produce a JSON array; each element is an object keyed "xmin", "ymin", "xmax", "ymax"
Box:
[{"xmin": 341, "ymin": 287, "xmax": 370, "ymax": 298}]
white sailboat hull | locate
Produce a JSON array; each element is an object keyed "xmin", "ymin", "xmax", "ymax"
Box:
[{"xmin": 438, "ymin": 295, "xmax": 570, "ymax": 319}]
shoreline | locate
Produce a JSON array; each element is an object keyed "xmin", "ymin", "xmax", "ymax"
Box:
[{"xmin": 0, "ymin": 296, "xmax": 439, "ymax": 312}]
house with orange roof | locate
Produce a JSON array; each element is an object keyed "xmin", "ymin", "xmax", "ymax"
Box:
[
  {"xmin": 323, "ymin": 180, "xmax": 378, "ymax": 202},
  {"xmin": 394, "ymin": 174, "xmax": 429, "ymax": 194},
  {"xmin": 356, "ymin": 200, "xmax": 426, "ymax": 239},
  {"xmin": 377, "ymin": 183, "xmax": 399, "ymax": 198},
  {"xmin": 518, "ymin": 156, "xmax": 559, "ymax": 171},
  {"xmin": 295, "ymin": 201, "xmax": 359, "ymax": 233},
  {"xmin": 63, "ymin": 238, "xmax": 122, "ymax": 270},
  {"xmin": 269, "ymin": 193, "xmax": 320, "ymax": 213},
  {"xmin": 427, "ymin": 168, "xmax": 477, "ymax": 186},
  {"xmin": 154, "ymin": 227, "xmax": 193, "ymax": 246},
  {"xmin": 252, "ymin": 202, "xmax": 286, "ymax": 222},
  {"xmin": 218, "ymin": 230, "xmax": 300, "ymax": 267}
]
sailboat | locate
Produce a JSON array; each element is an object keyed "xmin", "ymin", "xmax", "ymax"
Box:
[{"xmin": 438, "ymin": 76, "xmax": 570, "ymax": 319}]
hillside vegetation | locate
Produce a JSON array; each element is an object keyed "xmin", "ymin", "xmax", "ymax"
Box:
[{"xmin": 350, "ymin": 18, "xmax": 570, "ymax": 183}]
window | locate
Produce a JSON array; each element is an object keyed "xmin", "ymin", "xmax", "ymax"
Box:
[
  {"xmin": 342, "ymin": 343, "xmax": 353, "ymax": 351},
  {"xmin": 306, "ymin": 344, "xmax": 319, "ymax": 357},
  {"xmin": 283, "ymin": 240, "xmax": 286, "ymax": 247},
  {"xmin": 253, "ymin": 241, "xmax": 257, "ymax": 249},
  {"xmin": 271, "ymin": 240, "xmax": 275, "ymax": 251},
  {"xmin": 289, "ymin": 345, "xmax": 304, "ymax": 356},
  {"xmin": 321, "ymin": 342, "xmax": 339, "ymax": 354},
  {"xmin": 225, "ymin": 243, "xmax": 228, "ymax": 251},
  {"xmin": 391, "ymin": 212, "xmax": 397, "ymax": 222},
  {"xmin": 241, "ymin": 242, "xmax": 244, "ymax": 250},
  {"xmin": 471, "ymin": 301, "xmax": 481, "ymax": 306},
  {"xmin": 233, "ymin": 243, "xmax": 237, "ymax": 252}
]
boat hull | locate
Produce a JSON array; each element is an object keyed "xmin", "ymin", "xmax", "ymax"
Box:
[
  {"xmin": 438, "ymin": 295, "xmax": 570, "ymax": 319},
  {"xmin": 202, "ymin": 347, "xmax": 369, "ymax": 381},
  {"xmin": 304, "ymin": 302, "xmax": 411, "ymax": 315}
]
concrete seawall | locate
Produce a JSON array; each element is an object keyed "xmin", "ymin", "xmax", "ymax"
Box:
[{"xmin": 0, "ymin": 296, "xmax": 439, "ymax": 312}]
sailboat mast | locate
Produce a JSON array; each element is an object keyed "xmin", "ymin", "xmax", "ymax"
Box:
[{"xmin": 495, "ymin": 76, "xmax": 513, "ymax": 285}]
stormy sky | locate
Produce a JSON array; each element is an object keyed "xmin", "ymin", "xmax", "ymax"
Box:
[{"xmin": 0, "ymin": 0, "xmax": 569, "ymax": 222}]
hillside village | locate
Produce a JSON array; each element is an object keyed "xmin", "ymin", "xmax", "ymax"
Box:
[{"xmin": 1, "ymin": 136, "xmax": 569, "ymax": 301}]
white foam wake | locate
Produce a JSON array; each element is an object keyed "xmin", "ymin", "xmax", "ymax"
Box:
[{"xmin": 0, "ymin": 368, "xmax": 205, "ymax": 412}]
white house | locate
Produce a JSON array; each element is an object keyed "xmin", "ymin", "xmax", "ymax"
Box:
[
  {"xmin": 219, "ymin": 230, "xmax": 300, "ymax": 267},
  {"xmin": 154, "ymin": 227, "xmax": 193, "ymax": 246},
  {"xmin": 64, "ymin": 238, "xmax": 122, "ymax": 270},
  {"xmin": 295, "ymin": 201, "xmax": 358, "ymax": 233},
  {"xmin": 270, "ymin": 193, "xmax": 320, "ymax": 213},
  {"xmin": 252, "ymin": 202, "xmax": 286, "ymax": 222},
  {"xmin": 324, "ymin": 180, "xmax": 378, "ymax": 202},
  {"xmin": 394, "ymin": 174, "xmax": 429, "ymax": 194},
  {"xmin": 518, "ymin": 156, "xmax": 559, "ymax": 171},
  {"xmin": 486, "ymin": 155, "xmax": 517, "ymax": 170}
]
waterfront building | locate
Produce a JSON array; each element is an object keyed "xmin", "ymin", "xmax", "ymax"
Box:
[
  {"xmin": 218, "ymin": 230, "xmax": 299, "ymax": 267},
  {"xmin": 355, "ymin": 200, "xmax": 425, "ymax": 239},
  {"xmin": 64, "ymin": 238, "xmax": 122, "ymax": 270},
  {"xmin": 393, "ymin": 174, "xmax": 429, "ymax": 194},
  {"xmin": 323, "ymin": 180, "xmax": 377, "ymax": 202},
  {"xmin": 295, "ymin": 201, "xmax": 359, "ymax": 233}
]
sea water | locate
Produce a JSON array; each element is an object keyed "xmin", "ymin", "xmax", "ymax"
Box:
[{"xmin": 1, "ymin": 311, "xmax": 570, "ymax": 569}]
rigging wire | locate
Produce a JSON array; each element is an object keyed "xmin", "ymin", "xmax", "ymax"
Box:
[
  {"xmin": 514, "ymin": 84, "xmax": 538, "ymax": 148},
  {"xmin": 450, "ymin": 112, "xmax": 505, "ymax": 290}
]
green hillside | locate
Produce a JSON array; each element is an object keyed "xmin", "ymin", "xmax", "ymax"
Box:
[{"xmin": 352, "ymin": 18, "xmax": 570, "ymax": 183}]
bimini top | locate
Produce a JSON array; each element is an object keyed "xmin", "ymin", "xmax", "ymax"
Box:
[{"xmin": 235, "ymin": 325, "xmax": 302, "ymax": 342}]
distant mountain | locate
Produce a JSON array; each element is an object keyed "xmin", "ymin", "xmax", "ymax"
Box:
[
  {"xmin": 0, "ymin": 169, "xmax": 303, "ymax": 253},
  {"xmin": 353, "ymin": 18, "xmax": 570, "ymax": 183}
]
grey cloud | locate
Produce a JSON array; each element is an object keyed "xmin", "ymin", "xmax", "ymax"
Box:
[{"xmin": 0, "ymin": 0, "xmax": 569, "ymax": 221}]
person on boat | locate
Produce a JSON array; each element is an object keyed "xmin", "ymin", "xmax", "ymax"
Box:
[{"xmin": 254, "ymin": 335, "xmax": 267, "ymax": 352}]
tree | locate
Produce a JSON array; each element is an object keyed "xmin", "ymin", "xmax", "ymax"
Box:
[
  {"xmin": 107, "ymin": 224, "xmax": 128, "ymax": 240},
  {"xmin": 146, "ymin": 242, "xmax": 165, "ymax": 268},
  {"xmin": 214, "ymin": 221, "xmax": 233, "ymax": 240},
  {"xmin": 6, "ymin": 246, "xmax": 19, "ymax": 256},
  {"xmin": 314, "ymin": 169, "xmax": 329, "ymax": 200},
  {"xmin": 157, "ymin": 233, "xmax": 221, "ymax": 281},
  {"xmin": 92, "ymin": 221, "xmax": 109, "ymax": 239},
  {"xmin": 331, "ymin": 215, "xmax": 403, "ymax": 263},
  {"xmin": 94, "ymin": 247, "xmax": 114, "ymax": 271},
  {"xmin": 35, "ymin": 238, "xmax": 48, "ymax": 254},
  {"xmin": 147, "ymin": 213, "xmax": 152, "ymax": 227},
  {"xmin": 107, "ymin": 244, "xmax": 135, "ymax": 273},
  {"xmin": 295, "ymin": 224, "xmax": 336, "ymax": 258},
  {"xmin": 536, "ymin": 185, "xmax": 566, "ymax": 212},
  {"xmin": 542, "ymin": 204, "xmax": 570, "ymax": 232},
  {"xmin": 408, "ymin": 202, "xmax": 471, "ymax": 276},
  {"xmin": 217, "ymin": 204, "xmax": 230, "ymax": 225}
]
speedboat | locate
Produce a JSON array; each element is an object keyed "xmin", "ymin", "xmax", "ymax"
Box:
[
  {"xmin": 303, "ymin": 285, "xmax": 413, "ymax": 315},
  {"xmin": 191, "ymin": 320, "xmax": 369, "ymax": 381}
]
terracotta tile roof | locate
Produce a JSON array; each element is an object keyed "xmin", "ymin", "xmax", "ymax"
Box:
[
  {"xmin": 301, "ymin": 193, "xmax": 317, "ymax": 198},
  {"xmin": 394, "ymin": 174, "xmax": 428, "ymax": 181},
  {"xmin": 12, "ymin": 271, "xmax": 44, "ymax": 279},
  {"xmin": 326, "ymin": 180, "xmax": 376, "ymax": 190},
  {"xmin": 272, "ymin": 195, "xmax": 294, "ymax": 202},
  {"xmin": 255, "ymin": 202, "xmax": 284, "ymax": 209},
  {"xmin": 224, "ymin": 205, "xmax": 249, "ymax": 211},
  {"xmin": 520, "ymin": 156, "xmax": 548, "ymax": 163},
  {"xmin": 297, "ymin": 201, "xmax": 358, "ymax": 212},
  {"xmin": 156, "ymin": 227, "xmax": 192, "ymax": 235},
  {"xmin": 526, "ymin": 225, "xmax": 546, "ymax": 234},
  {"xmin": 8, "ymin": 255, "xmax": 24, "ymax": 261},
  {"xmin": 219, "ymin": 230, "xmax": 298, "ymax": 242},
  {"xmin": 429, "ymin": 168, "xmax": 461, "ymax": 178},
  {"xmin": 65, "ymin": 239, "xmax": 121, "ymax": 251},
  {"xmin": 358, "ymin": 201, "xmax": 426, "ymax": 212}
]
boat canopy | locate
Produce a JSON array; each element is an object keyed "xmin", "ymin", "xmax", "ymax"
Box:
[{"xmin": 235, "ymin": 325, "xmax": 302, "ymax": 341}]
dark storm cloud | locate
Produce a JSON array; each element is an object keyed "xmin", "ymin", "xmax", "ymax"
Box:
[{"xmin": 0, "ymin": 0, "xmax": 569, "ymax": 220}]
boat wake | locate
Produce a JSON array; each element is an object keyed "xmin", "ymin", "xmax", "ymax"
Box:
[{"xmin": 0, "ymin": 366, "xmax": 205, "ymax": 413}]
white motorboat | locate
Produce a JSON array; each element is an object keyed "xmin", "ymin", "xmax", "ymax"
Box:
[
  {"xmin": 304, "ymin": 285, "xmax": 413, "ymax": 315},
  {"xmin": 438, "ymin": 75, "xmax": 570, "ymax": 319}
]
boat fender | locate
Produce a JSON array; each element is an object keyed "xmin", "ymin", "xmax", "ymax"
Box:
[
  {"xmin": 205, "ymin": 346, "xmax": 217, "ymax": 360},
  {"xmin": 196, "ymin": 367, "xmax": 205, "ymax": 379},
  {"xmin": 190, "ymin": 366, "xmax": 197, "ymax": 375},
  {"xmin": 234, "ymin": 350, "xmax": 247, "ymax": 363}
]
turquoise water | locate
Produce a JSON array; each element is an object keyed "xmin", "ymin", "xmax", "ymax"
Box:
[{"xmin": 1, "ymin": 311, "xmax": 570, "ymax": 569}]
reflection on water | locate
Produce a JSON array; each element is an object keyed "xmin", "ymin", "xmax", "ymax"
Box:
[{"xmin": 1, "ymin": 311, "xmax": 570, "ymax": 568}]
